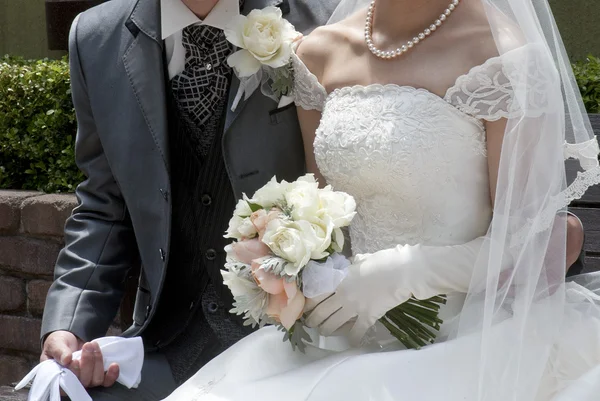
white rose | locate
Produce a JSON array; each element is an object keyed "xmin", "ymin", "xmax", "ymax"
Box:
[
  {"xmin": 234, "ymin": 197, "xmax": 253, "ymax": 218},
  {"xmin": 247, "ymin": 176, "xmax": 290, "ymax": 209},
  {"xmin": 262, "ymin": 218, "xmax": 334, "ymax": 275},
  {"xmin": 225, "ymin": 198, "xmax": 257, "ymax": 239},
  {"xmin": 224, "ymin": 6, "xmax": 300, "ymax": 77},
  {"xmin": 261, "ymin": 220, "xmax": 312, "ymax": 274},
  {"xmin": 225, "ymin": 215, "xmax": 257, "ymax": 240},
  {"xmin": 331, "ymin": 227, "xmax": 345, "ymax": 253},
  {"xmin": 221, "ymin": 270, "xmax": 252, "ymax": 298},
  {"xmin": 304, "ymin": 216, "xmax": 335, "ymax": 260},
  {"xmin": 284, "ymin": 176, "xmax": 320, "ymax": 221},
  {"xmin": 318, "ymin": 189, "xmax": 356, "ymax": 228}
]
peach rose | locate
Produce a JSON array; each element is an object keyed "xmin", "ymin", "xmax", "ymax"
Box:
[
  {"xmin": 267, "ymin": 280, "xmax": 306, "ymax": 330},
  {"xmin": 251, "ymin": 263, "xmax": 305, "ymax": 329},
  {"xmin": 251, "ymin": 261, "xmax": 285, "ymax": 294},
  {"xmin": 250, "ymin": 209, "xmax": 282, "ymax": 240},
  {"xmin": 231, "ymin": 238, "xmax": 271, "ymax": 265}
]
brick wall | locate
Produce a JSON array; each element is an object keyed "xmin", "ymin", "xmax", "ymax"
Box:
[
  {"xmin": 0, "ymin": 190, "xmax": 76, "ymax": 386},
  {"xmin": 0, "ymin": 190, "xmax": 128, "ymax": 394}
]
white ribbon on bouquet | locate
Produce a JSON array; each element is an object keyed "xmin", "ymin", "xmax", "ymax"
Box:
[{"xmin": 15, "ymin": 336, "xmax": 144, "ymax": 401}]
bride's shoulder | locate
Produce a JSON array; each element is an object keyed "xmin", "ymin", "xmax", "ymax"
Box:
[{"xmin": 296, "ymin": 17, "xmax": 363, "ymax": 80}]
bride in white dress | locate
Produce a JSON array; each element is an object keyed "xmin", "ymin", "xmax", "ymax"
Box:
[{"xmin": 164, "ymin": 0, "xmax": 600, "ymax": 399}]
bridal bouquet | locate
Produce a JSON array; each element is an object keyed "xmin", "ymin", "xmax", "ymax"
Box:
[{"xmin": 222, "ymin": 175, "xmax": 446, "ymax": 351}]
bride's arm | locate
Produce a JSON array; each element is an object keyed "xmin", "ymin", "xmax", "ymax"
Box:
[
  {"xmin": 486, "ymin": 119, "xmax": 584, "ymax": 270},
  {"xmin": 485, "ymin": 119, "xmax": 505, "ymax": 206},
  {"xmin": 293, "ymin": 31, "xmax": 330, "ymax": 187},
  {"xmin": 297, "ymin": 108, "xmax": 326, "ymax": 186}
]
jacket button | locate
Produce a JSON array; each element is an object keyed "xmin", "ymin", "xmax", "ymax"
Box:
[
  {"xmin": 201, "ymin": 194, "xmax": 212, "ymax": 206},
  {"xmin": 159, "ymin": 248, "xmax": 166, "ymax": 261},
  {"xmin": 159, "ymin": 188, "xmax": 169, "ymax": 201},
  {"xmin": 205, "ymin": 248, "xmax": 217, "ymax": 261},
  {"xmin": 207, "ymin": 302, "xmax": 219, "ymax": 314}
]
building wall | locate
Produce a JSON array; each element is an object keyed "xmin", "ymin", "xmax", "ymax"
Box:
[
  {"xmin": 0, "ymin": 0, "xmax": 598, "ymax": 60},
  {"xmin": 0, "ymin": 0, "xmax": 66, "ymax": 60}
]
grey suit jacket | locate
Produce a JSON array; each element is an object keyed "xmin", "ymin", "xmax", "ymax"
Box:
[{"xmin": 41, "ymin": 0, "xmax": 338, "ymax": 343}]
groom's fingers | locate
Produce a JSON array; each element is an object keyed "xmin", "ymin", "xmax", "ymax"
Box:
[
  {"xmin": 69, "ymin": 359, "xmax": 81, "ymax": 380},
  {"xmin": 91, "ymin": 342, "xmax": 106, "ymax": 387},
  {"xmin": 103, "ymin": 363, "xmax": 120, "ymax": 388},
  {"xmin": 79, "ymin": 342, "xmax": 95, "ymax": 387}
]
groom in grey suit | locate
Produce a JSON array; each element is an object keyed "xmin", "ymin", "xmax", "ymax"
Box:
[{"xmin": 39, "ymin": 0, "xmax": 338, "ymax": 399}]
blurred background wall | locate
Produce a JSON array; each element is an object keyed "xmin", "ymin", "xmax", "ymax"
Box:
[{"xmin": 0, "ymin": 0, "xmax": 598, "ymax": 60}]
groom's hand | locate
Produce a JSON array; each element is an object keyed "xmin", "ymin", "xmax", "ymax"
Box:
[{"xmin": 41, "ymin": 330, "xmax": 120, "ymax": 388}]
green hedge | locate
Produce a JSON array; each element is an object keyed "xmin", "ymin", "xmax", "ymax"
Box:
[
  {"xmin": 0, "ymin": 56, "xmax": 82, "ymax": 193},
  {"xmin": 573, "ymin": 55, "xmax": 600, "ymax": 114},
  {"xmin": 0, "ymin": 55, "xmax": 599, "ymax": 193}
]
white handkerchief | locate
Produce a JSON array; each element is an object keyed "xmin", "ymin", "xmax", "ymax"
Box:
[{"xmin": 15, "ymin": 336, "xmax": 144, "ymax": 401}]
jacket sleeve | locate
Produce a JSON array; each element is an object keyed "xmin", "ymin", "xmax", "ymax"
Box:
[{"xmin": 41, "ymin": 13, "xmax": 138, "ymax": 343}]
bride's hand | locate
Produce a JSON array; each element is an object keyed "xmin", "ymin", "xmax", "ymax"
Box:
[
  {"xmin": 303, "ymin": 250, "xmax": 414, "ymax": 345},
  {"xmin": 305, "ymin": 239, "xmax": 484, "ymax": 345}
]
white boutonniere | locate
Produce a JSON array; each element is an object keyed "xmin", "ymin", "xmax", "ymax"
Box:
[{"xmin": 224, "ymin": 6, "xmax": 301, "ymax": 110}]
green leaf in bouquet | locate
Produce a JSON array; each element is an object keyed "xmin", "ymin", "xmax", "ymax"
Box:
[
  {"xmin": 279, "ymin": 321, "xmax": 313, "ymax": 353},
  {"xmin": 247, "ymin": 201, "xmax": 263, "ymax": 213},
  {"xmin": 379, "ymin": 295, "xmax": 447, "ymax": 350}
]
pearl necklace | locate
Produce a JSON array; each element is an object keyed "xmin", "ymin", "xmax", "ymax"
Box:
[{"xmin": 365, "ymin": 0, "xmax": 461, "ymax": 59}]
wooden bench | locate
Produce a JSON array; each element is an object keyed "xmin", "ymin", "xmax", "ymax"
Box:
[{"xmin": 568, "ymin": 114, "xmax": 600, "ymax": 273}]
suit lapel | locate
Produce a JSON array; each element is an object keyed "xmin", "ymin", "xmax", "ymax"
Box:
[
  {"xmin": 224, "ymin": 0, "xmax": 281, "ymax": 133},
  {"xmin": 123, "ymin": 0, "xmax": 170, "ymax": 171}
]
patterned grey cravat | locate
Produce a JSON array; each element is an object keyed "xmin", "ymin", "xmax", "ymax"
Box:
[{"xmin": 171, "ymin": 24, "xmax": 234, "ymax": 156}]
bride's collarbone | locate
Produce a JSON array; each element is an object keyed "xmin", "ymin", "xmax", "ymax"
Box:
[
  {"xmin": 320, "ymin": 31, "xmax": 497, "ymax": 99},
  {"xmin": 321, "ymin": 52, "xmax": 468, "ymax": 99}
]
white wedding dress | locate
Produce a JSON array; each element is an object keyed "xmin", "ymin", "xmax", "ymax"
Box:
[{"xmin": 163, "ymin": 45, "xmax": 600, "ymax": 401}]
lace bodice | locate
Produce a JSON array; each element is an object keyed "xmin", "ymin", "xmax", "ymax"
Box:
[
  {"xmin": 291, "ymin": 46, "xmax": 538, "ymax": 254},
  {"xmin": 292, "ymin": 44, "xmax": 600, "ymax": 254}
]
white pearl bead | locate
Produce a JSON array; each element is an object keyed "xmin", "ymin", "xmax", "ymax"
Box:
[{"xmin": 364, "ymin": 0, "xmax": 462, "ymax": 60}]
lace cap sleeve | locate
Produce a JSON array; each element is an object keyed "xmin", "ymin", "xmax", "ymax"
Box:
[
  {"xmin": 291, "ymin": 50, "xmax": 328, "ymax": 112},
  {"xmin": 445, "ymin": 44, "xmax": 552, "ymax": 122}
]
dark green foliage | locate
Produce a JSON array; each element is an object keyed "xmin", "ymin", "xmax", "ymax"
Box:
[
  {"xmin": 573, "ymin": 55, "xmax": 600, "ymax": 114},
  {"xmin": 0, "ymin": 56, "xmax": 82, "ymax": 193}
]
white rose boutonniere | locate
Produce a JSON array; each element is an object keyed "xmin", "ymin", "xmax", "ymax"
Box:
[{"xmin": 224, "ymin": 6, "xmax": 301, "ymax": 110}]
